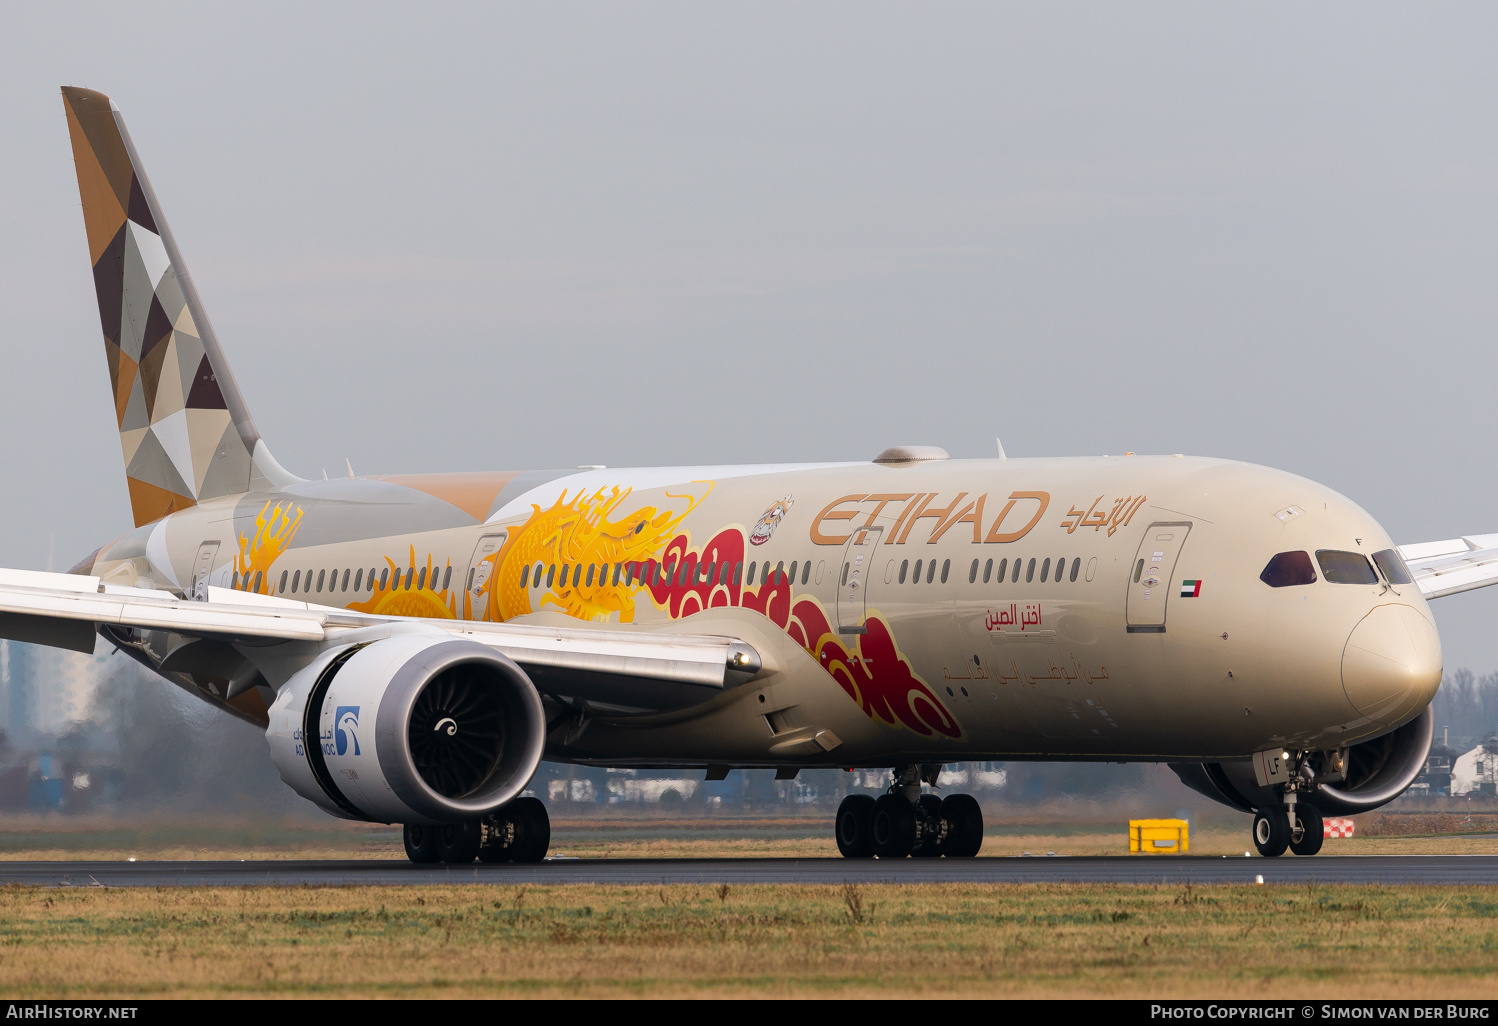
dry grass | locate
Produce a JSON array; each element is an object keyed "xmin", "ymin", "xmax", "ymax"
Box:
[{"xmin": 1, "ymin": 881, "xmax": 1497, "ymax": 997}]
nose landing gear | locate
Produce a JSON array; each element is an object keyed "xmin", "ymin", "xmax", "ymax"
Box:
[
  {"xmin": 402, "ymin": 796, "xmax": 551, "ymax": 865},
  {"xmin": 1251, "ymin": 751, "xmax": 1326, "ymax": 857},
  {"xmin": 835, "ymin": 765, "xmax": 984, "ymax": 859}
]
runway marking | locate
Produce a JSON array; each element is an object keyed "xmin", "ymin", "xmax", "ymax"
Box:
[{"xmin": 4, "ymin": 855, "xmax": 1498, "ymax": 887}]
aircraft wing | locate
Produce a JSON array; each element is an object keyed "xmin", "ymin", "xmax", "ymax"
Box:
[
  {"xmin": 0, "ymin": 568, "xmax": 759, "ymax": 713},
  {"xmin": 1399, "ymin": 534, "xmax": 1498, "ymax": 600}
]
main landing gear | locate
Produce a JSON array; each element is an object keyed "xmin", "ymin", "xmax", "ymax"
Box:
[
  {"xmin": 835, "ymin": 765, "xmax": 983, "ymax": 859},
  {"xmin": 403, "ymin": 796, "xmax": 551, "ymax": 865}
]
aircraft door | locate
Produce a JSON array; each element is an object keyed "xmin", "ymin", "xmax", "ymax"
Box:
[
  {"xmin": 466, "ymin": 532, "xmax": 508, "ymax": 618},
  {"xmin": 836, "ymin": 525, "xmax": 883, "ymax": 635},
  {"xmin": 1126, "ymin": 522, "xmax": 1192, "ymax": 632},
  {"xmin": 190, "ymin": 541, "xmax": 220, "ymax": 600}
]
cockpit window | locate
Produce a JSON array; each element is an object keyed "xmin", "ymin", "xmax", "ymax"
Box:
[
  {"xmin": 1316, "ymin": 549, "xmax": 1379, "ymax": 585},
  {"xmin": 1260, "ymin": 551, "xmax": 1317, "ymax": 587},
  {"xmin": 1372, "ymin": 548, "xmax": 1414, "ymax": 585}
]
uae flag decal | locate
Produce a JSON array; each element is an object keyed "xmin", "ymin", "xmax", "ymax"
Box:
[{"xmin": 1180, "ymin": 579, "xmax": 1202, "ymax": 598}]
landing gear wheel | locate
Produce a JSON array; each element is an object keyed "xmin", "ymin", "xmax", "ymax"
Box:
[
  {"xmin": 403, "ymin": 823, "xmax": 440, "ymax": 864},
  {"xmin": 872, "ymin": 793, "xmax": 916, "ymax": 858},
  {"xmin": 835, "ymin": 794, "xmax": 876, "ymax": 859},
  {"xmin": 437, "ymin": 820, "xmax": 482, "ymax": 863},
  {"xmin": 509, "ymin": 797, "xmax": 551, "ymax": 863},
  {"xmin": 912, "ymin": 794, "xmax": 945, "ymax": 857},
  {"xmin": 1289, "ymin": 804, "xmax": 1324, "ymax": 857},
  {"xmin": 1252, "ymin": 809, "xmax": 1289, "ymax": 858},
  {"xmin": 939, "ymin": 793, "xmax": 984, "ymax": 858}
]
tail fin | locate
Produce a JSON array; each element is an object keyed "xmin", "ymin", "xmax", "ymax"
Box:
[{"xmin": 61, "ymin": 87, "xmax": 297, "ymax": 527}]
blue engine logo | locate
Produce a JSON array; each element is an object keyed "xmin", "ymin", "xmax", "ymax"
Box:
[{"xmin": 334, "ymin": 706, "xmax": 361, "ymax": 756}]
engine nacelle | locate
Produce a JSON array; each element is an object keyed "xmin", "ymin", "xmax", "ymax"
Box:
[
  {"xmin": 1170, "ymin": 705, "xmax": 1434, "ymax": 817},
  {"xmin": 266, "ymin": 633, "xmax": 546, "ymax": 824}
]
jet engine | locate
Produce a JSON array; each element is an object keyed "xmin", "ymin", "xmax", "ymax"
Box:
[
  {"xmin": 1170, "ymin": 705, "xmax": 1434, "ymax": 816},
  {"xmin": 266, "ymin": 632, "xmax": 546, "ymax": 824}
]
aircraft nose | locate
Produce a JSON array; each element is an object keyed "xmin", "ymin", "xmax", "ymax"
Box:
[{"xmin": 1341, "ymin": 604, "xmax": 1442, "ymax": 725}]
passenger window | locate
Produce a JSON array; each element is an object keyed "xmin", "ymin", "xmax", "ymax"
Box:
[
  {"xmin": 1133, "ymin": 559, "xmax": 1144, "ymax": 584},
  {"xmin": 278, "ymin": 570, "xmax": 288, "ymax": 594},
  {"xmin": 231, "ymin": 571, "xmax": 240, "ymax": 589},
  {"xmin": 1056, "ymin": 556, "xmax": 1064, "ymax": 582},
  {"xmin": 927, "ymin": 559, "xmax": 937, "ymax": 584},
  {"xmin": 355, "ymin": 568, "xmax": 363, "ymax": 592},
  {"xmin": 801, "ymin": 560, "xmax": 810, "ymax": 585},
  {"xmin": 543, "ymin": 565, "xmax": 554, "ymax": 588},
  {"xmin": 292, "ymin": 570, "xmax": 301, "ymax": 593},
  {"xmin": 253, "ymin": 571, "xmax": 262, "ymax": 593},
  {"xmin": 404, "ymin": 567, "xmax": 413, "ymax": 590},
  {"xmin": 913, "ymin": 559, "xmax": 924, "ymax": 583},
  {"xmin": 733, "ymin": 561, "xmax": 743, "ymax": 585},
  {"xmin": 969, "ymin": 559, "xmax": 979, "ymax": 584},
  {"xmin": 899, "ymin": 559, "xmax": 909, "ymax": 584},
  {"xmin": 585, "ymin": 565, "xmax": 595, "ymax": 587},
  {"xmin": 1260, "ymin": 551, "xmax": 1317, "ymax": 588},
  {"xmin": 788, "ymin": 561, "xmax": 798, "ymax": 586},
  {"xmin": 983, "ymin": 558, "xmax": 993, "ymax": 584},
  {"xmin": 1041, "ymin": 557, "xmax": 1051, "ymax": 582},
  {"xmin": 776, "ymin": 561, "xmax": 786, "ymax": 585},
  {"xmin": 418, "ymin": 567, "xmax": 428, "ymax": 590},
  {"xmin": 1372, "ymin": 548, "xmax": 1414, "ymax": 586},
  {"xmin": 702, "ymin": 560, "xmax": 714, "ymax": 584},
  {"xmin": 940, "ymin": 559, "xmax": 949, "ymax": 584},
  {"xmin": 342, "ymin": 569, "xmax": 351, "ymax": 592},
  {"xmin": 1316, "ymin": 550, "xmax": 1378, "ymax": 585},
  {"xmin": 997, "ymin": 558, "xmax": 1007, "ymax": 584},
  {"xmin": 316, "ymin": 569, "xmax": 325, "ymax": 593},
  {"xmin": 747, "ymin": 562, "xmax": 757, "ymax": 585},
  {"xmin": 1011, "ymin": 559, "xmax": 1021, "ymax": 584},
  {"xmin": 1025, "ymin": 558, "xmax": 1035, "ymax": 583},
  {"xmin": 521, "ymin": 564, "xmax": 530, "ymax": 588},
  {"xmin": 1070, "ymin": 557, "xmax": 1080, "ymax": 583},
  {"xmin": 368, "ymin": 568, "xmax": 377, "ymax": 590},
  {"xmin": 840, "ymin": 562, "xmax": 849, "ymax": 586},
  {"xmin": 380, "ymin": 568, "xmax": 390, "ymax": 589},
  {"xmin": 572, "ymin": 564, "xmax": 582, "ymax": 588}
]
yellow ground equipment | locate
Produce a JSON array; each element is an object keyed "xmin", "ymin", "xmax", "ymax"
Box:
[{"xmin": 1129, "ymin": 818, "xmax": 1189, "ymax": 854}]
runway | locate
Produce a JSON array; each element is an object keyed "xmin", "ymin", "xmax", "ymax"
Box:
[{"xmin": 6, "ymin": 855, "xmax": 1498, "ymax": 887}]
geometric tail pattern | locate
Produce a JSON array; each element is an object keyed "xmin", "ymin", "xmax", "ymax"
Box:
[{"xmin": 63, "ymin": 86, "xmax": 270, "ymax": 527}]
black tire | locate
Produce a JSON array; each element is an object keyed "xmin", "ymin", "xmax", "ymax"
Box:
[
  {"xmin": 871, "ymin": 794, "xmax": 916, "ymax": 858},
  {"xmin": 437, "ymin": 820, "xmax": 482, "ymax": 864},
  {"xmin": 1289, "ymin": 804, "xmax": 1324, "ymax": 856},
  {"xmin": 1252, "ymin": 809, "xmax": 1289, "ymax": 857},
  {"xmin": 912, "ymin": 794, "xmax": 945, "ymax": 857},
  {"xmin": 510, "ymin": 796, "xmax": 551, "ymax": 863},
  {"xmin": 835, "ymin": 794, "xmax": 876, "ymax": 858},
  {"xmin": 939, "ymin": 793, "xmax": 984, "ymax": 858},
  {"xmin": 403, "ymin": 823, "xmax": 441, "ymax": 864}
]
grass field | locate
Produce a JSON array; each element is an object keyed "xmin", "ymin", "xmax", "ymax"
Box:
[{"xmin": 1, "ymin": 881, "xmax": 1496, "ymax": 997}]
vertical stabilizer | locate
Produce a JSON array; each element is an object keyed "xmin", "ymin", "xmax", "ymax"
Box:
[{"xmin": 61, "ymin": 87, "xmax": 296, "ymax": 527}]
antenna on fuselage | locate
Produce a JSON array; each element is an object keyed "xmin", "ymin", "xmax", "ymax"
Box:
[{"xmin": 996, "ymin": 437, "xmax": 1008, "ymax": 461}]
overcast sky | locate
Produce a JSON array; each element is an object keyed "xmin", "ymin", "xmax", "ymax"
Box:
[{"xmin": 4, "ymin": 3, "xmax": 1498, "ymax": 669}]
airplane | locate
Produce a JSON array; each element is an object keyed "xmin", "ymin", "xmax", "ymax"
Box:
[{"xmin": 6, "ymin": 85, "xmax": 1496, "ymax": 864}]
